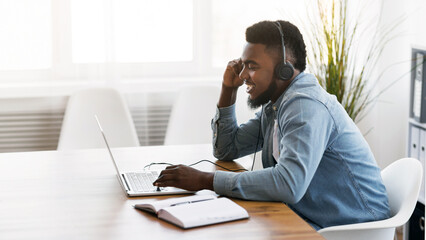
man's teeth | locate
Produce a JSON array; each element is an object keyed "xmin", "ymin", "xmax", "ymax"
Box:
[{"xmin": 246, "ymin": 85, "xmax": 254, "ymax": 93}]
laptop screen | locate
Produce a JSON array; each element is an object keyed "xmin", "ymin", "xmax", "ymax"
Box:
[{"xmin": 95, "ymin": 115, "xmax": 121, "ymax": 175}]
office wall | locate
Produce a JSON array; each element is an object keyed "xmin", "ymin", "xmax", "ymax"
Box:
[
  {"xmin": 0, "ymin": 0, "xmax": 424, "ymax": 161},
  {"xmin": 358, "ymin": 0, "xmax": 426, "ymax": 168}
]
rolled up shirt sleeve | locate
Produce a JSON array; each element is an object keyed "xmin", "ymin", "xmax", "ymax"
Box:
[{"xmin": 211, "ymin": 104, "xmax": 263, "ymax": 161}]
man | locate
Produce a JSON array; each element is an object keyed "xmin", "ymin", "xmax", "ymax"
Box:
[{"xmin": 154, "ymin": 20, "xmax": 390, "ymax": 229}]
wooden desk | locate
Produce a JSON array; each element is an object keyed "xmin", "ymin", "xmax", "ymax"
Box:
[{"xmin": 0, "ymin": 144, "xmax": 324, "ymax": 240}]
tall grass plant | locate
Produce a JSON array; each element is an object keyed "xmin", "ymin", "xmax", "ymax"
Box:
[{"xmin": 305, "ymin": 0, "xmax": 403, "ymax": 122}]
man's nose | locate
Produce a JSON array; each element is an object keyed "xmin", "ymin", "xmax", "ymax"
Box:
[{"xmin": 239, "ymin": 67, "xmax": 248, "ymax": 81}]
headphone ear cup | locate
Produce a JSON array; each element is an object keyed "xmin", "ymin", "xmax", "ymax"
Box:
[{"xmin": 275, "ymin": 61, "xmax": 294, "ymax": 81}]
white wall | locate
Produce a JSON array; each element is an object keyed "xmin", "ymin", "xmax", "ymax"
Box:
[
  {"xmin": 359, "ymin": 0, "xmax": 426, "ymax": 168},
  {"xmin": 0, "ymin": 0, "xmax": 424, "ymax": 161}
]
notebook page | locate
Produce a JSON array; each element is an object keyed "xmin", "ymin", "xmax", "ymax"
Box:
[{"xmin": 158, "ymin": 197, "xmax": 249, "ymax": 228}]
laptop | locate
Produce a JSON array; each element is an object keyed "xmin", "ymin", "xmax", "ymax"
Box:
[{"xmin": 95, "ymin": 115, "xmax": 193, "ymax": 197}]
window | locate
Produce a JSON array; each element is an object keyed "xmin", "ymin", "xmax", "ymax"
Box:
[
  {"xmin": 0, "ymin": 0, "xmax": 305, "ymax": 90},
  {"xmin": 71, "ymin": 0, "xmax": 107, "ymax": 63},
  {"xmin": 71, "ymin": 0, "xmax": 193, "ymax": 63},
  {"xmin": 0, "ymin": 0, "xmax": 51, "ymax": 70}
]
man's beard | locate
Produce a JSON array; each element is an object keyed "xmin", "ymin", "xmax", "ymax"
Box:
[{"xmin": 247, "ymin": 80, "xmax": 277, "ymax": 110}]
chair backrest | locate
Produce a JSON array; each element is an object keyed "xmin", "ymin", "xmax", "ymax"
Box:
[
  {"xmin": 381, "ymin": 158, "xmax": 422, "ymax": 221},
  {"xmin": 318, "ymin": 158, "xmax": 423, "ymax": 240},
  {"xmin": 318, "ymin": 158, "xmax": 422, "ymax": 240},
  {"xmin": 164, "ymin": 85, "xmax": 220, "ymax": 145},
  {"xmin": 57, "ymin": 88, "xmax": 139, "ymax": 150}
]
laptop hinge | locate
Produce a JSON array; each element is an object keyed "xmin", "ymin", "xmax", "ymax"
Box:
[{"xmin": 120, "ymin": 174, "xmax": 131, "ymax": 192}]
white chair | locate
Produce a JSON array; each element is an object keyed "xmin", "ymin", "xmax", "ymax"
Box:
[
  {"xmin": 318, "ymin": 158, "xmax": 423, "ymax": 240},
  {"xmin": 57, "ymin": 88, "xmax": 139, "ymax": 150},
  {"xmin": 164, "ymin": 85, "xmax": 220, "ymax": 145}
]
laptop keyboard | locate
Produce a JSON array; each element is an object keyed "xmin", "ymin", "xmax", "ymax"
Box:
[{"xmin": 125, "ymin": 171, "xmax": 159, "ymax": 192}]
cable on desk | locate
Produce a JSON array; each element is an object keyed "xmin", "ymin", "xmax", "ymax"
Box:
[
  {"xmin": 188, "ymin": 159, "xmax": 247, "ymax": 172},
  {"xmin": 143, "ymin": 162, "xmax": 173, "ymax": 170},
  {"xmin": 144, "ymin": 159, "xmax": 247, "ymax": 172}
]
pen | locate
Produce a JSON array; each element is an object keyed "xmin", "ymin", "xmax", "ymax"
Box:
[
  {"xmin": 153, "ymin": 175, "xmax": 163, "ymax": 185},
  {"xmin": 170, "ymin": 198, "xmax": 212, "ymax": 207},
  {"xmin": 153, "ymin": 175, "xmax": 163, "ymax": 191}
]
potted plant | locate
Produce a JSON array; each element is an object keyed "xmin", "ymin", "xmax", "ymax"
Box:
[{"xmin": 304, "ymin": 0, "xmax": 403, "ymax": 122}]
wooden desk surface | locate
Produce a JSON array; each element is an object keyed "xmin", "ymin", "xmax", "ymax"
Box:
[{"xmin": 0, "ymin": 144, "xmax": 324, "ymax": 240}]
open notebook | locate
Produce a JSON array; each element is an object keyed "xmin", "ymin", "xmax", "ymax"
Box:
[{"xmin": 134, "ymin": 194, "xmax": 249, "ymax": 228}]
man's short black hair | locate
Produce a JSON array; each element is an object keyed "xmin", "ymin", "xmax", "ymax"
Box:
[{"xmin": 246, "ymin": 20, "xmax": 306, "ymax": 72}]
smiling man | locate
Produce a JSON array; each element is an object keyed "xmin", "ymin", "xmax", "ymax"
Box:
[{"xmin": 154, "ymin": 20, "xmax": 390, "ymax": 229}]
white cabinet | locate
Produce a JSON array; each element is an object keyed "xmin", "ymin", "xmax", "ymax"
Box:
[{"xmin": 406, "ymin": 48, "xmax": 426, "ymax": 240}]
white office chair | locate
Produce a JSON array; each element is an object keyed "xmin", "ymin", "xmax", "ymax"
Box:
[
  {"xmin": 164, "ymin": 85, "xmax": 220, "ymax": 145},
  {"xmin": 318, "ymin": 158, "xmax": 423, "ymax": 240},
  {"xmin": 57, "ymin": 88, "xmax": 139, "ymax": 150}
]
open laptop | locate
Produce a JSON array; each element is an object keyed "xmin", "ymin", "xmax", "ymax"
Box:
[{"xmin": 95, "ymin": 115, "xmax": 193, "ymax": 197}]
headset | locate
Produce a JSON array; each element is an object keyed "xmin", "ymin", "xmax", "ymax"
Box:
[{"xmin": 274, "ymin": 21, "xmax": 295, "ymax": 81}]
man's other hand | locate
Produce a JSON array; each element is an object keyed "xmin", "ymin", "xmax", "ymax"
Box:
[
  {"xmin": 153, "ymin": 165, "xmax": 214, "ymax": 192},
  {"xmin": 223, "ymin": 58, "xmax": 244, "ymax": 89}
]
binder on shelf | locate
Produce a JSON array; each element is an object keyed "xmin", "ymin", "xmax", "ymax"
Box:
[
  {"xmin": 410, "ymin": 49, "xmax": 426, "ymax": 123},
  {"xmin": 409, "ymin": 124, "xmax": 421, "ymax": 160},
  {"xmin": 418, "ymin": 128, "xmax": 426, "ymax": 204}
]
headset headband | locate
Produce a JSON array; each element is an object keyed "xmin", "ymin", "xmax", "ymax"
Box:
[{"xmin": 274, "ymin": 21, "xmax": 286, "ymax": 62}]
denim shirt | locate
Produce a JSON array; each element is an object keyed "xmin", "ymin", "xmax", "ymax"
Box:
[{"xmin": 211, "ymin": 72, "xmax": 390, "ymax": 229}]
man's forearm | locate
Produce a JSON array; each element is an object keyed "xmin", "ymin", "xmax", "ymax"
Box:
[{"xmin": 217, "ymin": 85, "xmax": 239, "ymax": 108}]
